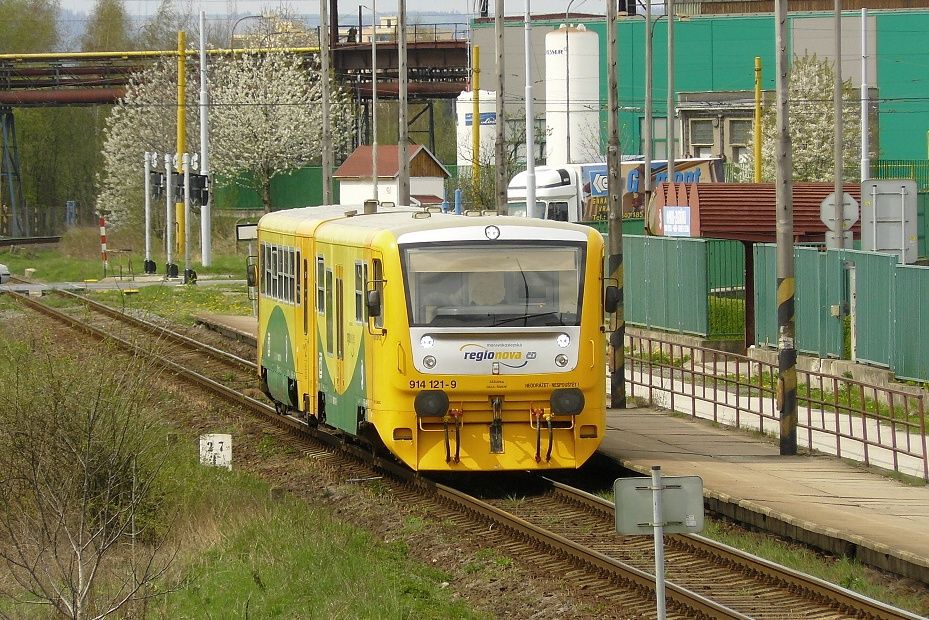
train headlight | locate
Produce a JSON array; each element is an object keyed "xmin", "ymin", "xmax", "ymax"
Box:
[
  {"xmin": 423, "ymin": 355, "xmax": 437, "ymax": 369},
  {"xmin": 414, "ymin": 390, "xmax": 449, "ymax": 417},
  {"xmin": 420, "ymin": 335, "xmax": 435, "ymax": 348},
  {"xmin": 551, "ymin": 388, "xmax": 585, "ymax": 415},
  {"xmin": 555, "ymin": 354, "xmax": 569, "ymax": 367},
  {"xmin": 556, "ymin": 333, "xmax": 570, "ymax": 348}
]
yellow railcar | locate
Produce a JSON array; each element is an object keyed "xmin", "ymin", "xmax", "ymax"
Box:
[{"xmin": 256, "ymin": 205, "xmax": 614, "ymax": 471}]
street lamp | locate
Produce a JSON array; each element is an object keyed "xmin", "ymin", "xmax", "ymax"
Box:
[
  {"xmin": 229, "ymin": 15, "xmax": 263, "ymax": 49},
  {"xmin": 361, "ymin": 2, "xmax": 378, "ymax": 202},
  {"xmin": 563, "ymin": 0, "xmax": 583, "ymax": 164},
  {"xmin": 627, "ymin": 2, "xmax": 680, "ymax": 206}
]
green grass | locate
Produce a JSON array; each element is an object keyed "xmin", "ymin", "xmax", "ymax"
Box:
[
  {"xmin": 0, "ymin": 247, "xmax": 108, "ymax": 282},
  {"xmin": 0, "ymin": 326, "xmax": 483, "ymax": 620},
  {"xmin": 0, "ymin": 247, "xmax": 249, "ymax": 283},
  {"xmin": 699, "ymin": 519, "xmax": 929, "ymax": 616},
  {"xmin": 151, "ymin": 464, "xmax": 479, "ymax": 619},
  {"xmin": 87, "ymin": 283, "xmax": 252, "ymax": 325},
  {"xmin": 718, "ymin": 371, "xmax": 924, "ymax": 427},
  {"xmin": 708, "ymin": 295, "xmax": 745, "ymax": 341},
  {"xmin": 605, "ymin": 489, "xmax": 927, "ymax": 616}
]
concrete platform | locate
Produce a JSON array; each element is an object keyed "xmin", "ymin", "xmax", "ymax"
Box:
[
  {"xmin": 194, "ymin": 313, "xmax": 257, "ymax": 346},
  {"xmin": 601, "ymin": 406, "xmax": 929, "ymax": 584},
  {"xmin": 195, "ymin": 312, "xmax": 929, "ymax": 583}
]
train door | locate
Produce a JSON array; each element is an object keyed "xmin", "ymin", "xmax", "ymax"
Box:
[
  {"xmin": 300, "ymin": 237, "xmax": 315, "ymax": 417},
  {"xmin": 335, "ymin": 267, "xmax": 345, "ymax": 393}
]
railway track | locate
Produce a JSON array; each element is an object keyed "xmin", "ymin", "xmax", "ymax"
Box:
[
  {"xmin": 0, "ymin": 235, "xmax": 60, "ymax": 248},
  {"xmin": 5, "ymin": 289, "xmax": 923, "ymax": 620}
]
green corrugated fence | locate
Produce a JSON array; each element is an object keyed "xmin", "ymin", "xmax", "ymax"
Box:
[
  {"xmin": 213, "ymin": 166, "xmax": 339, "ymax": 211},
  {"xmin": 755, "ymin": 245, "xmax": 929, "ymax": 381},
  {"xmin": 624, "ymin": 235, "xmax": 745, "ymax": 339}
]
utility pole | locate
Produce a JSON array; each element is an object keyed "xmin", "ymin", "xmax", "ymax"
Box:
[
  {"xmin": 607, "ymin": 0, "xmax": 626, "ymax": 409},
  {"xmin": 833, "ymin": 0, "xmax": 844, "ymax": 249},
  {"xmin": 165, "ymin": 152, "xmax": 177, "ymax": 278},
  {"xmin": 176, "ymin": 31, "xmax": 186, "ymax": 258},
  {"xmin": 774, "ymin": 0, "xmax": 797, "ymax": 456},
  {"xmin": 143, "ymin": 152, "xmax": 154, "ymax": 274},
  {"xmin": 754, "ymin": 57, "xmax": 762, "ymax": 182},
  {"xmin": 524, "ymin": 0, "xmax": 537, "ymax": 218},
  {"xmin": 371, "ymin": 1, "xmax": 379, "ymax": 202},
  {"xmin": 495, "ymin": 0, "xmax": 506, "ymax": 213},
  {"xmin": 644, "ymin": 0, "xmax": 653, "ymax": 206},
  {"xmin": 320, "ymin": 0, "xmax": 333, "ymax": 204},
  {"xmin": 183, "ymin": 152, "xmax": 194, "ymax": 284},
  {"xmin": 666, "ymin": 0, "xmax": 675, "ymax": 183},
  {"xmin": 399, "ymin": 0, "xmax": 410, "ymax": 206},
  {"xmin": 199, "ymin": 12, "xmax": 211, "ymax": 266},
  {"xmin": 860, "ymin": 7, "xmax": 869, "ymax": 182},
  {"xmin": 472, "ymin": 46, "xmax": 481, "ymax": 205}
]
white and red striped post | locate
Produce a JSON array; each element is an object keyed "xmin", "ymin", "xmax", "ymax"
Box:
[{"xmin": 99, "ymin": 215, "xmax": 108, "ymax": 277}]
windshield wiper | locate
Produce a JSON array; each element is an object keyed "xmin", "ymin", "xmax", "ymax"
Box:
[{"xmin": 491, "ymin": 311, "xmax": 563, "ymax": 327}]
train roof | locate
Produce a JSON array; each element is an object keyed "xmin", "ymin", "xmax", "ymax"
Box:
[{"xmin": 257, "ymin": 204, "xmax": 601, "ymax": 242}]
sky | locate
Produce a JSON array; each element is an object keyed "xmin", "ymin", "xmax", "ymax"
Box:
[{"xmin": 60, "ymin": 0, "xmax": 607, "ymax": 18}]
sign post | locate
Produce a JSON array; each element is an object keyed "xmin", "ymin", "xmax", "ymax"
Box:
[
  {"xmin": 615, "ymin": 466, "xmax": 704, "ymax": 620},
  {"xmin": 820, "ymin": 191, "xmax": 859, "ymax": 250}
]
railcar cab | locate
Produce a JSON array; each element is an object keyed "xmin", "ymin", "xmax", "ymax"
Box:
[{"xmin": 395, "ymin": 219, "xmax": 605, "ymax": 467}]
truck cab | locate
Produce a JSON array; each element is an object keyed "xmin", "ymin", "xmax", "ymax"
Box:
[{"xmin": 506, "ymin": 166, "xmax": 583, "ymax": 222}]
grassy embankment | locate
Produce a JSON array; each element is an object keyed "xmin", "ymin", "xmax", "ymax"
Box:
[
  {"xmin": 1, "ymin": 221, "xmax": 251, "ymax": 283},
  {"xmin": 0, "ymin": 296, "xmax": 481, "ymax": 618}
]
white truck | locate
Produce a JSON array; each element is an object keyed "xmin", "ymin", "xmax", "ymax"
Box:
[{"xmin": 506, "ymin": 158, "xmax": 723, "ymax": 223}]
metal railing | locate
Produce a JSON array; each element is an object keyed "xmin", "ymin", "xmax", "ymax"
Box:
[
  {"xmin": 333, "ymin": 22, "xmax": 469, "ymax": 45},
  {"xmin": 625, "ymin": 332, "xmax": 929, "ymax": 480}
]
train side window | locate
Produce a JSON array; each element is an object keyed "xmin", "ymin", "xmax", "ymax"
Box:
[
  {"xmin": 325, "ymin": 269, "xmax": 334, "ymax": 355},
  {"xmin": 278, "ymin": 248, "xmax": 285, "ymax": 302},
  {"xmin": 286, "ymin": 248, "xmax": 293, "ymax": 303},
  {"xmin": 271, "ymin": 246, "xmax": 279, "ymax": 300},
  {"xmin": 372, "ymin": 258, "xmax": 383, "ymax": 329},
  {"xmin": 354, "ymin": 262, "xmax": 365, "ymax": 322},
  {"xmin": 296, "ymin": 251, "xmax": 301, "ymax": 304},
  {"xmin": 289, "ymin": 249, "xmax": 296, "ymax": 304},
  {"xmin": 263, "ymin": 244, "xmax": 269, "ymax": 297},
  {"xmin": 316, "ymin": 256, "xmax": 325, "ymax": 313}
]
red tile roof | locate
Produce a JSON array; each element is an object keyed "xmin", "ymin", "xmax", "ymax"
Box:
[
  {"xmin": 650, "ymin": 182, "xmax": 863, "ymax": 242},
  {"xmin": 333, "ymin": 144, "xmax": 448, "ymax": 179},
  {"xmin": 411, "ymin": 194, "xmax": 444, "ymax": 205}
]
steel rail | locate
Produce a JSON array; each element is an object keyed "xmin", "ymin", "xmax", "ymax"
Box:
[
  {"xmin": 50, "ymin": 289, "xmax": 255, "ymax": 372},
  {"xmin": 434, "ymin": 482, "xmax": 749, "ymax": 619},
  {"xmin": 547, "ymin": 480, "xmax": 925, "ymax": 620},
  {"xmin": 0, "ymin": 235, "xmax": 60, "ymax": 247}
]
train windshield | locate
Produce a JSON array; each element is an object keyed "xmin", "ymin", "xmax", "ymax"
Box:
[{"xmin": 402, "ymin": 242, "xmax": 585, "ymax": 328}]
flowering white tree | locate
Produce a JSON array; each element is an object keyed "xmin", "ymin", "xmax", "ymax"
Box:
[
  {"xmin": 210, "ymin": 51, "xmax": 353, "ymax": 213},
  {"xmin": 750, "ymin": 54, "xmax": 863, "ymax": 182},
  {"xmin": 96, "ymin": 57, "xmax": 200, "ymax": 227},
  {"xmin": 97, "ymin": 49, "xmax": 354, "ymax": 226}
]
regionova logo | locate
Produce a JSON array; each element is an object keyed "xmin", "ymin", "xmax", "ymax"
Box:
[{"xmin": 459, "ymin": 344, "xmax": 530, "ymax": 368}]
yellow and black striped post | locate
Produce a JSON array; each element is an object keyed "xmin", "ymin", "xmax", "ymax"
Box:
[
  {"xmin": 774, "ymin": 0, "xmax": 797, "ymax": 455},
  {"xmin": 606, "ymin": 0, "xmax": 625, "ymax": 409},
  {"xmin": 776, "ymin": 276, "xmax": 797, "ymax": 454}
]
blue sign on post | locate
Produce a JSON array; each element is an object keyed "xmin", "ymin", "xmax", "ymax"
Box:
[{"xmin": 464, "ymin": 112, "xmax": 497, "ymax": 127}]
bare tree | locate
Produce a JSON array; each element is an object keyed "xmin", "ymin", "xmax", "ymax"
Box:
[{"xmin": 0, "ymin": 339, "xmax": 173, "ymax": 619}]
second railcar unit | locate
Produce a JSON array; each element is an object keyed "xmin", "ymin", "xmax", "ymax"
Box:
[{"xmin": 255, "ymin": 205, "xmax": 615, "ymax": 472}]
